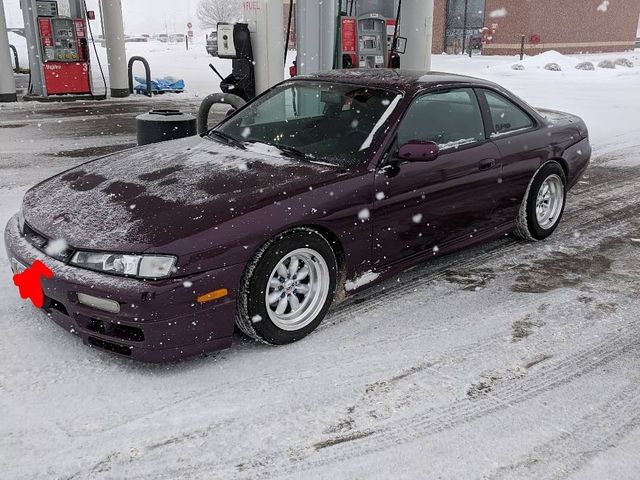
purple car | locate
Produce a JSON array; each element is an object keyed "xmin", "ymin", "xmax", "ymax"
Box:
[{"xmin": 5, "ymin": 70, "xmax": 590, "ymax": 362}]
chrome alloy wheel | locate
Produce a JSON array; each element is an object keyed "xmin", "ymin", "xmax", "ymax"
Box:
[
  {"xmin": 535, "ymin": 174, "xmax": 564, "ymax": 230},
  {"xmin": 265, "ymin": 248, "xmax": 330, "ymax": 331}
]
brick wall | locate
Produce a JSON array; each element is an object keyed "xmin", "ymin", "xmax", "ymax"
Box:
[
  {"xmin": 482, "ymin": 0, "xmax": 640, "ymax": 55},
  {"xmin": 432, "ymin": 0, "xmax": 447, "ymax": 53}
]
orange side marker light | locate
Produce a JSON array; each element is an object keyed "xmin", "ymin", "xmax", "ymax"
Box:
[{"xmin": 197, "ymin": 288, "xmax": 228, "ymax": 304}]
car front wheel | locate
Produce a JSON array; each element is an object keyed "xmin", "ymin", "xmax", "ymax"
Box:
[
  {"xmin": 236, "ymin": 228, "xmax": 338, "ymax": 345},
  {"xmin": 515, "ymin": 161, "xmax": 567, "ymax": 241}
]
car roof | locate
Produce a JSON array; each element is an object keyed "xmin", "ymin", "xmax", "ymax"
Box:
[{"xmin": 299, "ymin": 69, "xmax": 497, "ymax": 92}]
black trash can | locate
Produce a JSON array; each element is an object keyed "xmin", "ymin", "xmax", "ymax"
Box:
[{"xmin": 136, "ymin": 109, "xmax": 197, "ymax": 146}]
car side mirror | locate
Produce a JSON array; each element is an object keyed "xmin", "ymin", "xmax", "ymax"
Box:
[{"xmin": 397, "ymin": 140, "xmax": 440, "ymax": 162}]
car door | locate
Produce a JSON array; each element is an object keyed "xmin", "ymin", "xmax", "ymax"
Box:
[
  {"xmin": 372, "ymin": 87, "xmax": 503, "ymax": 267},
  {"xmin": 476, "ymin": 88, "xmax": 543, "ymax": 227}
]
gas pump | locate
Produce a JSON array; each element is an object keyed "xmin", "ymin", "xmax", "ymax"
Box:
[
  {"xmin": 338, "ymin": 1, "xmax": 402, "ymax": 70},
  {"xmin": 21, "ymin": 0, "xmax": 101, "ymax": 100},
  {"xmin": 215, "ymin": 23, "xmax": 256, "ymax": 102},
  {"xmin": 356, "ymin": 13, "xmax": 387, "ymax": 68},
  {"xmin": 38, "ymin": 15, "xmax": 91, "ymax": 94}
]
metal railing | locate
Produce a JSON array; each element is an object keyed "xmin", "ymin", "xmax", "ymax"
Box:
[
  {"xmin": 9, "ymin": 44, "xmax": 19, "ymax": 71},
  {"xmin": 127, "ymin": 56, "xmax": 152, "ymax": 97}
]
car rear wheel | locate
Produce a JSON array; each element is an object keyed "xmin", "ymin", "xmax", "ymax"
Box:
[
  {"xmin": 236, "ymin": 228, "xmax": 338, "ymax": 345},
  {"xmin": 515, "ymin": 161, "xmax": 567, "ymax": 241}
]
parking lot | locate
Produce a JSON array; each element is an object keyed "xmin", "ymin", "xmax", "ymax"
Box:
[{"xmin": 1, "ymin": 51, "xmax": 640, "ymax": 479}]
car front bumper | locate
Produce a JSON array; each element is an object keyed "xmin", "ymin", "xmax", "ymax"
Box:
[{"xmin": 4, "ymin": 214, "xmax": 244, "ymax": 362}]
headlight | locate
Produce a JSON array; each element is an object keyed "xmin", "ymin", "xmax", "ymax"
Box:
[{"xmin": 70, "ymin": 251, "xmax": 177, "ymax": 279}]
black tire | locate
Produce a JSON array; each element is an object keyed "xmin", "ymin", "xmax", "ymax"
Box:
[
  {"xmin": 515, "ymin": 161, "xmax": 567, "ymax": 241},
  {"xmin": 236, "ymin": 228, "xmax": 338, "ymax": 345}
]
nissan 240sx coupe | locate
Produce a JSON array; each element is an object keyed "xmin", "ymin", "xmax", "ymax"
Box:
[{"xmin": 5, "ymin": 70, "xmax": 591, "ymax": 362}]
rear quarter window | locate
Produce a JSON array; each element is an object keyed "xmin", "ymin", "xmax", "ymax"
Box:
[{"xmin": 480, "ymin": 89, "xmax": 534, "ymax": 136}]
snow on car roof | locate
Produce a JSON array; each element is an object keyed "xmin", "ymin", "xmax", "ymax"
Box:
[{"xmin": 303, "ymin": 69, "xmax": 495, "ymax": 91}]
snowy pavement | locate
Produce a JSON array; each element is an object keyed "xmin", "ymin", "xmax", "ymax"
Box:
[{"xmin": 1, "ymin": 50, "xmax": 640, "ymax": 479}]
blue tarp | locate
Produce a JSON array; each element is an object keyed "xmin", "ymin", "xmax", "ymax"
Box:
[{"xmin": 134, "ymin": 76, "xmax": 185, "ymax": 94}]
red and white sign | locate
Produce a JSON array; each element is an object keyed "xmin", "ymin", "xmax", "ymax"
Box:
[
  {"xmin": 341, "ymin": 17, "xmax": 357, "ymax": 54},
  {"xmin": 386, "ymin": 19, "xmax": 397, "ymax": 37},
  {"xmin": 187, "ymin": 22, "xmax": 193, "ymax": 29}
]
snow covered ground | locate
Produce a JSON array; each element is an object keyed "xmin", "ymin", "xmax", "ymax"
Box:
[{"xmin": 1, "ymin": 48, "xmax": 640, "ymax": 479}]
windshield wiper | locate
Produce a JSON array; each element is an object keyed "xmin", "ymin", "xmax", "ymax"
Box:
[
  {"xmin": 270, "ymin": 143, "xmax": 309, "ymax": 160},
  {"xmin": 208, "ymin": 130, "xmax": 246, "ymax": 150}
]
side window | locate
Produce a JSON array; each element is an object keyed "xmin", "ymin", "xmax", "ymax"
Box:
[
  {"xmin": 481, "ymin": 89, "xmax": 534, "ymax": 136},
  {"xmin": 397, "ymin": 88, "xmax": 486, "ymax": 150}
]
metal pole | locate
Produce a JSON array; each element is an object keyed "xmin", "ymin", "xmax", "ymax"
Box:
[
  {"xmin": 520, "ymin": 34, "xmax": 525, "ymax": 61},
  {"xmin": 101, "ymin": 0, "xmax": 129, "ymax": 97},
  {"xmin": 0, "ymin": 0, "xmax": 17, "ymax": 101},
  {"xmin": 284, "ymin": 0, "xmax": 294, "ymax": 66},
  {"xmin": 295, "ymin": 0, "xmax": 336, "ymax": 75},
  {"xmin": 461, "ymin": 0, "xmax": 468, "ymax": 55},
  {"xmin": 244, "ymin": 0, "xmax": 284, "ymax": 93},
  {"xmin": 399, "ymin": 0, "xmax": 434, "ymax": 70},
  {"xmin": 98, "ymin": 0, "xmax": 105, "ymax": 36}
]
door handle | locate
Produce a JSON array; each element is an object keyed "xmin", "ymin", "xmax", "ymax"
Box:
[{"xmin": 479, "ymin": 158, "xmax": 496, "ymax": 171}]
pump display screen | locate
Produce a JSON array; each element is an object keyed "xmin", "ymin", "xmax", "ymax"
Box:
[
  {"xmin": 42, "ymin": 17, "xmax": 80, "ymax": 61},
  {"xmin": 36, "ymin": 1, "xmax": 59, "ymax": 17},
  {"xmin": 361, "ymin": 19, "xmax": 377, "ymax": 31},
  {"xmin": 362, "ymin": 36, "xmax": 378, "ymax": 50}
]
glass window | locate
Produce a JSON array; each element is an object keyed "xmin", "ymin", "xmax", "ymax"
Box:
[
  {"xmin": 481, "ymin": 89, "xmax": 534, "ymax": 136},
  {"xmin": 214, "ymin": 82, "xmax": 401, "ymax": 168},
  {"xmin": 397, "ymin": 88, "xmax": 485, "ymax": 150}
]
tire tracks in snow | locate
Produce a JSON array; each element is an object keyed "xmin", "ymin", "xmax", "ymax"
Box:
[
  {"xmin": 482, "ymin": 375, "xmax": 640, "ymax": 480},
  {"xmin": 150, "ymin": 318, "xmax": 640, "ymax": 479}
]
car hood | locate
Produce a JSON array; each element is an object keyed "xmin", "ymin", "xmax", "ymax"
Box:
[{"xmin": 22, "ymin": 135, "xmax": 342, "ymax": 252}]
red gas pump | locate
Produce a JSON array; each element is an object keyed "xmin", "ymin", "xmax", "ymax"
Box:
[
  {"xmin": 37, "ymin": 15, "xmax": 91, "ymax": 95},
  {"xmin": 338, "ymin": 3, "xmax": 403, "ymax": 70}
]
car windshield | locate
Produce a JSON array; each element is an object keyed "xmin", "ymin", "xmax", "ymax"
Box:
[{"xmin": 212, "ymin": 82, "xmax": 401, "ymax": 167}]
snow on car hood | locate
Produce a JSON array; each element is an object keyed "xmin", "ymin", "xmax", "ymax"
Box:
[{"xmin": 22, "ymin": 135, "xmax": 338, "ymax": 252}]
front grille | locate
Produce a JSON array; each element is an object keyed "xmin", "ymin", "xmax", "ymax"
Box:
[
  {"xmin": 85, "ymin": 317, "xmax": 145, "ymax": 342},
  {"xmin": 88, "ymin": 337, "xmax": 133, "ymax": 356},
  {"xmin": 23, "ymin": 222, "xmax": 75, "ymax": 263}
]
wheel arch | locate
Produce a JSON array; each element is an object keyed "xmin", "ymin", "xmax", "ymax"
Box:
[
  {"xmin": 293, "ymin": 223, "xmax": 348, "ymax": 302},
  {"xmin": 548, "ymin": 156, "xmax": 569, "ymax": 179}
]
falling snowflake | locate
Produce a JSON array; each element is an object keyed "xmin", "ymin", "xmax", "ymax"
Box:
[
  {"xmin": 489, "ymin": 7, "xmax": 507, "ymax": 18},
  {"xmin": 412, "ymin": 213, "xmax": 423, "ymax": 224},
  {"xmin": 45, "ymin": 238, "xmax": 68, "ymax": 256},
  {"xmin": 358, "ymin": 208, "xmax": 370, "ymax": 221}
]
